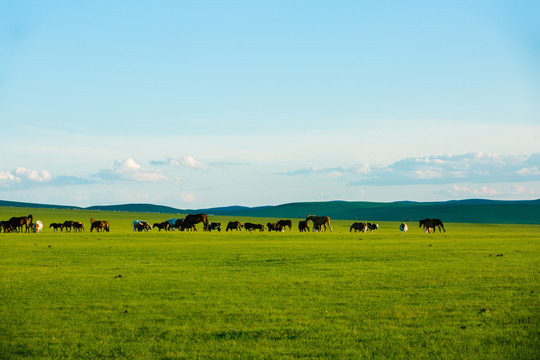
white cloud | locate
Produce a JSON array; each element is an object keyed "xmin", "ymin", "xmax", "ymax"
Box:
[
  {"xmin": 516, "ymin": 166, "xmax": 540, "ymax": 176},
  {"xmin": 150, "ymin": 156, "xmax": 208, "ymax": 170},
  {"xmin": 181, "ymin": 156, "xmax": 208, "ymax": 170},
  {"xmin": 0, "ymin": 167, "xmax": 54, "ymax": 188},
  {"xmin": 513, "ymin": 185, "xmax": 536, "ymax": 195},
  {"xmin": 448, "ymin": 184, "xmax": 499, "ymax": 196},
  {"xmin": 95, "ymin": 158, "xmax": 167, "ymax": 182},
  {"xmin": 328, "ymin": 171, "xmax": 343, "ymax": 178},
  {"xmin": 0, "ymin": 171, "xmax": 20, "ymax": 185},
  {"xmin": 15, "ymin": 167, "xmax": 52, "ymax": 182}
]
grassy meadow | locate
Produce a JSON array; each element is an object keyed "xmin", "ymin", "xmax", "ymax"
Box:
[{"xmin": 0, "ymin": 207, "xmax": 538, "ymax": 359}]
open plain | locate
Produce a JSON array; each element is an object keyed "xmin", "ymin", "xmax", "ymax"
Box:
[{"xmin": 0, "ymin": 207, "xmax": 538, "ymax": 359}]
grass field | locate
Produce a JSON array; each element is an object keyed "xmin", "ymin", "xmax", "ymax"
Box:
[{"xmin": 1, "ymin": 207, "xmax": 539, "ymax": 359}]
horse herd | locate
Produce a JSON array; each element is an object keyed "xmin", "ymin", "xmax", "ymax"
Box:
[
  {"xmin": 1, "ymin": 213, "xmax": 446, "ymax": 234},
  {"xmin": 0, "ymin": 215, "xmax": 110, "ymax": 233}
]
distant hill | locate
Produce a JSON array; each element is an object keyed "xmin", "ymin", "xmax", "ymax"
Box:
[{"xmin": 1, "ymin": 199, "xmax": 539, "ymax": 224}]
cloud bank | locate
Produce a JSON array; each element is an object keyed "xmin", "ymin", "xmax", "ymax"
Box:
[
  {"xmin": 282, "ymin": 153, "xmax": 540, "ymax": 186},
  {"xmin": 0, "ymin": 167, "xmax": 90, "ymax": 189}
]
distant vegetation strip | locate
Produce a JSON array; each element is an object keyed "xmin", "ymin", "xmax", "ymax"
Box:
[{"xmin": 1, "ymin": 199, "xmax": 539, "ymax": 224}]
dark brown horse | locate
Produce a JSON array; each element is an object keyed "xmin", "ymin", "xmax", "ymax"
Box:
[
  {"xmin": 419, "ymin": 219, "xmax": 445, "ymax": 233},
  {"xmin": 277, "ymin": 219, "xmax": 292, "ymax": 232},
  {"xmin": 181, "ymin": 214, "xmax": 209, "ymax": 231},
  {"xmin": 8, "ymin": 215, "xmax": 33, "ymax": 233},
  {"xmin": 49, "ymin": 223, "xmax": 64, "ymax": 232},
  {"xmin": 73, "ymin": 222, "xmax": 85, "ymax": 232},
  {"xmin": 350, "ymin": 222, "xmax": 367, "ymax": 232},
  {"xmin": 63, "ymin": 220, "xmax": 75, "ymax": 232},
  {"xmin": 153, "ymin": 222, "xmax": 170, "ymax": 231},
  {"xmin": 90, "ymin": 218, "xmax": 109, "ymax": 232},
  {"xmin": 0, "ymin": 220, "xmax": 12, "ymax": 233},
  {"xmin": 298, "ymin": 220, "xmax": 310, "ymax": 232},
  {"xmin": 306, "ymin": 215, "xmax": 332, "ymax": 232},
  {"xmin": 267, "ymin": 223, "xmax": 282, "ymax": 232},
  {"xmin": 226, "ymin": 221, "xmax": 243, "ymax": 231}
]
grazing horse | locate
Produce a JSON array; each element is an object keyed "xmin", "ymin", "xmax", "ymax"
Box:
[
  {"xmin": 245, "ymin": 223, "xmax": 264, "ymax": 231},
  {"xmin": 306, "ymin": 215, "xmax": 332, "ymax": 232},
  {"xmin": 166, "ymin": 218, "xmax": 181, "ymax": 231},
  {"xmin": 153, "ymin": 222, "xmax": 170, "ymax": 231},
  {"xmin": 63, "ymin": 220, "xmax": 75, "ymax": 232},
  {"xmin": 8, "ymin": 215, "xmax": 33, "ymax": 233},
  {"xmin": 32, "ymin": 221, "xmax": 43, "ymax": 233},
  {"xmin": 277, "ymin": 219, "xmax": 292, "ymax": 232},
  {"xmin": 73, "ymin": 222, "xmax": 85, "ymax": 232},
  {"xmin": 133, "ymin": 220, "xmax": 151, "ymax": 232},
  {"xmin": 49, "ymin": 223, "xmax": 64, "ymax": 232},
  {"xmin": 267, "ymin": 223, "xmax": 282, "ymax": 232},
  {"xmin": 226, "ymin": 221, "xmax": 243, "ymax": 231},
  {"xmin": 0, "ymin": 220, "xmax": 11, "ymax": 233},
  {"xmin": 350, "ymin": 222, "xmax": 367, "ymax": 232},
  {"xmin": 298, "ymin": 220, "xmax": 310, "ymax": 232},
  {"xmin": 419, "ymin": 219, "xmax": 445, "ymax": 233},
  {"xmin": 208, "ymin": 222, "xmax": 222, "ymax": 231},
  {"xmin": 400, "ymin": 223, "xmax": 408, "ymax": 233},
  {"xmin": 181, "ymin": 214, "xmax": 209, "ymax": 231},
  {"xmin": 366, "ymin": 223, "xmax": 379, "ymax": 232},
  {"xmin": 90, "ymin": 218, "xmax": 109, "ymax": 232}
]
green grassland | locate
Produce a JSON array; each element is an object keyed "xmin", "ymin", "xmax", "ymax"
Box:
[{"xmin": 0, "ymin": 207, "xmax": 539, "ymax": 359}]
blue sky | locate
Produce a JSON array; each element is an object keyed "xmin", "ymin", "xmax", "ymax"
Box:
[{"xmin": 1, "ymin": 0, "xmax": 539, "ymax": 208}]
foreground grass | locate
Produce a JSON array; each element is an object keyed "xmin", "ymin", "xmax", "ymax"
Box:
[{"xmin": 0, "ymin": 208, "xmax": 539, "ymax": 359}]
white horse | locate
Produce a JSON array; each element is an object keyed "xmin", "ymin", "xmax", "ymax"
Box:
[
  {"xmin": 33, "ymin": 220, "xmax": 43, "ymax": 233},
  {"xmin": 400, "ymin": 223, "xmax": 408, "ymax": 233}
]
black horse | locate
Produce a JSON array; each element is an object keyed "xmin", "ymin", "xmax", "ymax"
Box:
[{"xmin": 419, "ymin": 219, "xmax": 445, "ymax": 233}]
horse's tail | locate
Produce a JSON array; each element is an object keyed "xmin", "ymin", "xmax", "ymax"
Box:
[{"xmin": 202, "ymin": 214, "xmax": 209, "ymax": 231}]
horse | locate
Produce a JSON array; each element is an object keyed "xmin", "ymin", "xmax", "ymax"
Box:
[
  {"xmin": 32, "ymin": 220, "xmax": 43, "ymax": 233},
  {"xmin": 175, "ymin": 218, "xmax": 194, "ymax": 231},
  {"xmin": 267, "ymin": 223, "xmax": 282, "ymax": 232},
  {"xmin": 153, "ymin": 222, "xmax": 170, "ymax": 231},
  {"xmin": 253, "ymin": 224, "xmax": 264, "ymax": 231},
  {"xmin": 166, "ymin": 218, "xmax": 181, "ymax": 231},
  {"xmin": 8, "ymin": 215, "xmax": 33, "ymax": 233},
  {"xmin": 181, "ymin": 214, "xmax": 209, "ymax": 231},
  {"xmin": 0, "ymin": 220, "xmax": 11, "ymax": 233},
  {"xmin": 133, "ymin": 220, "xmax": 151, "ymax": 232},
  {"xmin": 90, "ymin": 218, "xmax": 109, "ymax": 232},
  {"xmin": 277, "ymin": 219, "xmax": 292, "ymax": 232},
  {"xmin": 226, "ymin": 221, "xmax": 243, "ymax": 231},
  {"xmin": 208, "ymin": 222, "xmax": 222, "ymax": 231},
  {"xmin": 419, "ymin": 219, "xmax": 445, "ymax": 233},
  {"xmin": 298, "ymin": 220, "xmax": 310, "ymax": 232},
  {"xmin": 63, "ymin": 220, "xmax": 75, "ymax": 232},
  {"xmin": 350, "ymin": 222, "xmax": 367, "ymax": 232},
  {"xmin": 73, "ymin": 222, "xmax": 85, "ymax": 232},
  {"xmin": 306, "ymin": 215, "xmax": 332, "ymax": 232},
  {"xmin": 366, "ymin": 223, "xmax": 379, "ymax": 232},
  {"xmin": 49, "ymin": 223, "xmax": 64, "ymax": 232},
  {"xmin": 400, "ymin": 223, "xmax": 408, "ymax": 233}
]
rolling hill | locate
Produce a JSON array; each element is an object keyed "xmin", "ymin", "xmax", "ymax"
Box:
[{"xmin": 1, "ymin": 199, "xmax": 539, "ymax": 224}]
